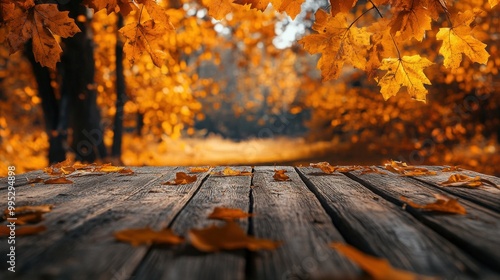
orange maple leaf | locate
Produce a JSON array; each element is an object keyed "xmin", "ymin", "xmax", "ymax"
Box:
[
  {"xmin": 114, "ymin": 227, "xmax": 184, "ymax": 246},
  {"xmin": 436, "ymin": 9, "xmax": 489, "ymax": 69},
  {"xmin": 189, "ymin": 221, "xmax": 280, "ymax": 252},
  {"xmin": 331, "ymin": 243, "xmax": 430, "ymax": 280},
  {"xmin": 97, "ymin": 165, "xmax": 125, "ymax": 173},
  {"xmin": 6, "ymin": 3, "xmax": 80, "ymax": 69},
  {"xmin": 375, "ymin": 55, "xmax": 433, "ymax": 102},
  {"xmin": 329, "ymin": 0, "xmax": 357, "ymax": 16},
  {"xmin": 233, "ymin": 0, "xmax": 305, "ymax": 19},
  {"xmin": 401, "ymin": 194, "xmax": 466, "ymax": 215},
  {"xmin": 384, "ymin": 160, "xmax": 436, "ymax": 176},
  {"xmin": 163, "ymin": 172, "xmax": 197, "ymax": 185},
  {"xmin": 208, "ymin": 207, "xmax": 253, "ymax": 221},
  {"xmin": 299, "ymin": 10, "xmax": 371, "ymax": 81},
  {"xmin": 120, "ymin": 19, "xmax": 173, "ymax": 67},
  {"xmin": 390, "ymin": 0, "xmax": 432, "ymax": 41},
  {"xmin": 360, "ymin": 166, "xmax": 387, "ymax": 175},
  {"xmin": 202, "ymin": 0, "xmax": 241, "ymax": 20},
  {"xmin": 273, "ymin": 169, "xmax": 290, "ymax": 181},
  {"xmin": 490, "ymin": 0, "xmax": 499, "ymax": 8}
]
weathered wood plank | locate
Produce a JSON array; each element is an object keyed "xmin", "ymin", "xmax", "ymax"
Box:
[
  {"xmin": 0, "ymin": 167, "xmax": 191, "ymax": 279},
  {"xmin": 133, "ymin": 166, "xmax": 253, "ymax": 280},
  {"xmin": 297, "ymin": 167, "xmax": 491, "ymax": 278},
  {"xmin": 250, "ymin": 166, "xmax": 359, "ymax": 279},
  {"xmin": 406, "ymin": 166, "xmax": 500, "ymax": 213},
  {"xmin": 344, "ymin": 167, "xmax": 500, "ymax": 272}
]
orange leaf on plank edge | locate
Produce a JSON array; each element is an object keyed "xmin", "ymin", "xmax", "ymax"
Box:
[
  {"xmin": 208, "ymin": 207, "xmax": 253, "ymax": 221},
  {"xmin": 114, "ymin": 227, "xmax": 184, "ymax": 246},
  {"xmin": 400, "ymin": 194, "xmax": 466, "ymax": 215}
]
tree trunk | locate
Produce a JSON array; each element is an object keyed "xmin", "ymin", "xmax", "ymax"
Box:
[
  {"xmin": 60, "ymin": 1, "xmax": 107, "ymax": 162},
  {"xmin": 112, "ymin": 14, "xmax": 125, "ymax": 161}
]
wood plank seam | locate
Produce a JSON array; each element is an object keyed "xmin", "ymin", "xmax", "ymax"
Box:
[
  {"xmin": 409, "ymin": 175, "xmax": 500, "ymax": 214},
  {"xmin": 130, "ymin": 170, "xmax": 212, "ymax": 278},
  {"xmin": 244, "ymin": 167, "xmax": 257, "ymax": 280},
  {"xmin": 293, "ymin": 167, "xmax": 378, "ymax": 256},
  {"xmin": 343, "ymin": 171, "xmax": 500, "ymax": 273}
]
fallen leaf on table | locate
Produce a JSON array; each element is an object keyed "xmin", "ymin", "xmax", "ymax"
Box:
[
  {"xmin": 0, "ymin": 225, "xmax": 47, "ymax": 237},
  {"xmin": 3, "ymin": 204, "xmax": 54, "ymax": 225},
  {"xmin": 189, "ymin": 221, "xmax": 280, "ymax": 252},
  {"xmin": 439, "ymin": 174, "xmax": 482, "ymax": 188},
  {"xmin": 211, "ymin": 167, "xmax": 252, "ymax": 176},
  {"xmin": 163, "ymin": 172, "xmax": 197, "ymax": 185},
  {"xmin": 44, "ymin": 177, "xmax": 74, "ymax": 184},
  {"xmin": 331, "ymin": 243, "xmax": 431, "ymax": 280},
  {"xmin": 335, "ymin": 166, "xmax": 363, "ymax": 173},
  {"xmin": 442, "ymin": 166, "xmax": 462, "ymax": 172},
  {"xmin": 114, "ymin": 227, "xmax": 184, "ymax": 246},
  {"xmin": 189, "ymin": 166, "xmax": 211, "ymax": 173},
  {"xmin": 118, "ymin": 168, "xmax": 135, "ymax": 175},
  {"xmin": 208, "ymin": 207, "xmax": 253, "ymax": 221},
  {"xmin": 61, "ymin": 166, "xmax": 76, "ymax": 174},
  {"xmin": 97, "ymin": 165, "xmax": 125, "ymax": 173},
  {"xmin": 310, "ymin": 162, "xmax": 336, "ymax": 174},
  {"xmin": 273, "ymin": 169, "xmax": 290, "ymax": 181},
  {"xmin": 400, "ymin": 194, "xmax": 466, "ymax": 215},
  {"xmin": 360, "ymin": 167, "xmax": 387, "ymax": 175},
  {"xmin": 384, "ymin": 160, "xmax": 436, "ymax": 176}
]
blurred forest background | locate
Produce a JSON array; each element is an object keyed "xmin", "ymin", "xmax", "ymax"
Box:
[{"xmin": 1, "ymin": 0, "xmax": 499, "ymax": 176}]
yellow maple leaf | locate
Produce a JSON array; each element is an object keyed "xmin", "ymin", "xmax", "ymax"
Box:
[
  {"xmin": 299, "ymin": 10, "xmax": 371, "ymax": 81},
  {"xmin": 234, "ymin": 0, "xmax": 305, "ymax": 19},
  {"xmin": 120, "ymin": 19, "xmax": 173, "ymax": 67},
  {"xmin": 83, "ymin": 0, "xmax": 132, "ymax": 15},
  {"xmin": 436, "ymin": 9, "xmax": 489, "ymax": 69},
  {"xmin": 489, "ymin": 0, "xmax": 498, "ymax": 8},
  {"xmin": 203, "ymin": 0, "xmax": 239, "ymax": 20},
  {"xmin": 376, "ymin": 55, "xmax": 433, "ymax": 102}
]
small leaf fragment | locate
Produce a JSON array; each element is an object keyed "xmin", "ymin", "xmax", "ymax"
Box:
[
  {"xmin": 189, "ymin": 166, "xmax": 211, "ymax": 173},
  {"xmin": 163, "ymin": 172, "xmax": 197, "ymax": 185},
  {"xmin": 331, "ymin": 243, "xmax": 431, "ymax": 280},
  {"xmin": 189, "ymin": 221, "xmax": 280, "ymax": 252},
  {"xmin": 114, "ymin": 227, "xmax": 184, "ymax": 246},
  {"xmin": 44, "ymin": 177, "xmax": 74, "ymax": 184},
  {"xmin": 310, "ymin": 162, "xmax": 336, "ymax": 174},
  {"xmin": 211, "ymin": 167, "xmax": 252, "ymax": 176},
  {"xmin": 273, "ymin": 169, "xmax": 290, "ymax": 181},
  {"xmin": 400, "ymin": 194, "xmax": 466, "ymax": 215},
  {"xmin": 208, "ymin": 207, "xmax": 253, "ymax": 221}
]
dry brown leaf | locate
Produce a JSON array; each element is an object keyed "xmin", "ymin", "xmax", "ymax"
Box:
[
  {"xmin": 189, "ymin": 221, "xmax": 280, "ymax": 252},
  {"xmin": 44, "ymin": 177, "xmax": 74, "ymax": 184},
  {"xmin": 384, "ymin": 160, "xmax": 436, "ymax": 176},
  {"xmin": 208, "ymin": 207, "xmax": 253, "ymax": 221},
  {"xmin": 273, "ymin": 169, "xmax": 290, "ymax": 181},
  {"xmin": 189, "ymin": 166, "xmax": 211, "ymax": 173},
  {"xmin": 163, "ymin": 172, "xmax": 197, "ymax": 185},
  {"xmin": 118, "ymin": 168, "xmax": 135, "ymax": 175},
  {"xmin": 212, "ymin": 167, "xmax": 252, "ymax": 176},
  {"xmin": 439, "ymin": 174, "xmax": 482, "ymax": 188},
  {"xmin": 98, "ymin": 165, "xmax": 125, "ymax": 173},
  {"xmin": 310, "ymin": 162, "xmax": 336, "ymax": 174},
  {"xmin": 331, "ymin": 243, "xmax": 431, "ymax": 280},
  {"xmin": 114, "ymin": 227, "xmax": 184, "ymax": 246},
  {"xmin": 335, "ymin": 166, "xmax": 363, "ymax": 173},
  {"xmin": 0, "ymin": 225, "xmax": 47, "ymax": 237},
  {"xmin": 442, "ymin": 166, "xmax": 462, "ymax": 172},
  {"xmin": 401, "ymin": 194, "xmax": 466, "ymax": 215},
  {"xmin": 360, "ymin": 167, "xmax": 387, "ymax": 175}
]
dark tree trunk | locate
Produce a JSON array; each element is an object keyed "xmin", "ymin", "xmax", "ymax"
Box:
[
  {"xmin": 60, "ymin": 1, "xmax": 107, "ymax": 162},
  {"xmin": 112, "ymin": 14, "xmax": 125, "ymax": 160},
  {"xmin": 24, "ymin": 43, "xmax": 66, "ymax": 164}
]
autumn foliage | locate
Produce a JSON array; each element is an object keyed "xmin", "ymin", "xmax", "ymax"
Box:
[{"xmin": 1, "ymin": 0, "xmax": 499, "ymax": 175}]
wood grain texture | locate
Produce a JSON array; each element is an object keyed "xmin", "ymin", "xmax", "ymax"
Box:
[
  {"xmin": 0, "ymin": 167, "xmax": 206, "ymax": 279},
  {"xmin": 296, "ymin": 167, "xmax": 491, "ymax": 278},
  {"xmin": 251, "ymin": 166, "xmax": 359, "ymax": 279},
  {"xmin": 133, "ymin": 166, "xmax": 253, "ymax": 280},
  {"xmin": 406, "ymin": 166, "xmax": 500, "ymax": 213},
  {"xmin": 345, "ymin": 167, "xmax": 500, "ymax": 272}
]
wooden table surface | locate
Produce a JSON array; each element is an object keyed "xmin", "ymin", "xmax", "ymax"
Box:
[{"xmin": 1, "ymin": 165, "xmax": 499, "ymax": 279}]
